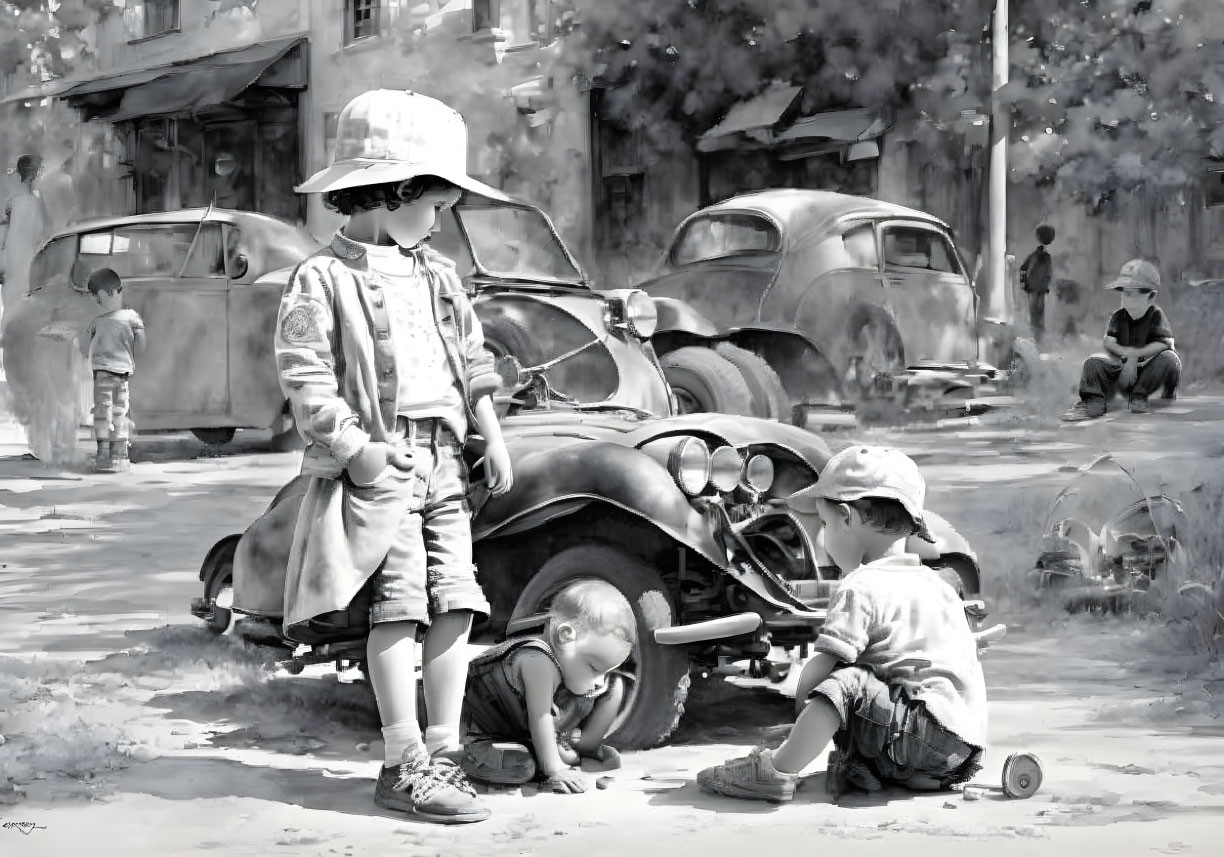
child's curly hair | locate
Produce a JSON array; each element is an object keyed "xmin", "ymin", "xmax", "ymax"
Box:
[
  {"xmin": 323, "ymin": 175, "xmax": 460, "ymax": 215},
  {"xmin": 547, "ymin": 580, "xmax": 636, "ymax": 646}
]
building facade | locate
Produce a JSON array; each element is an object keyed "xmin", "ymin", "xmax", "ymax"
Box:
[{"xmin": 36, "ymin": 0, "xmax": 591, "ymax": 251}]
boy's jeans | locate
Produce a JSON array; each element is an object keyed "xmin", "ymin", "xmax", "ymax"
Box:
[
  {"xmin": 92, "ymin": 370, "xmax": 130, "ymax": 441},
  {"xmin": 1079, "ymin": 350, "xmax": 1181, "ymax": 403}
]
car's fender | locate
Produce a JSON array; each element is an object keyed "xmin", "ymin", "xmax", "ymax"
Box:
[
  {"xmin": 473, "ymin": 437, "xmax": 724, "ymax": 565},
  {"xmin": 651, "ymin": 296, "xmax": 722, "ymax": 339}
]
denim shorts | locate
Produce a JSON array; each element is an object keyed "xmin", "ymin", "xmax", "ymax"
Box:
[
  {"xmin": 809, "ymin": 665, "xmax": 982, "ymax": 789},
  {"xmin": 344, "ymin": 418, "xmax": 491, "ymax": 627}
]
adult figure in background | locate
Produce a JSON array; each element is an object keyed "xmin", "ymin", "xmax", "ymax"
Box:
[
  {"xmin": 1, "ymin": 154, "xmax": 49, "ymax": 325},
  {"xmin": 40, "ymin": 154, "xmax": 80, "ymax": 235},
  {"xmin": 1019, "ymin": 224, "xmax": 1055, "ymax": 345}
]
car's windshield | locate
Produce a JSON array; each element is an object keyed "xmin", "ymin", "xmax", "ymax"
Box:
[
  {"xmin": 671, "ymin": 213, "xmax": 782, "ymax": 265},
  {"xmin": 454, "ymin": 203, "xmax": 583, "ymax": 284}
]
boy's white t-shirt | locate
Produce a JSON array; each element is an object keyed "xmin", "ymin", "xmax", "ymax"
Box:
[
  {"xmin": 362, "ymin": 242, "xmax": 466, "ymax": 438},
  {"xmin": 813, "ymin": 553, "xmax": 988, "ymax": 747}
]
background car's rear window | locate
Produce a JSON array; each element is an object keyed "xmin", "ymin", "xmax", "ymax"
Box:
[
  {"xmin": 671, "ymin": 214, "xmax": 781, "ymax": 265},
  {"xmin": 76, "ymin": 223, "xmax": 226, "ymax": 281}
]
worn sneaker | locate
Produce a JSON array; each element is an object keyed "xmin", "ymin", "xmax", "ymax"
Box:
[
  {"xmin": 461, "ymin": 740, "xmax": 538, "ymax": 786},
  {"xmin": 1061, "ymin": 400, "xmax": 1106, "ymax": 422},
  {"xmin": 374, "ymin": 749, "xmax": 490, "ymax": 823},
  {"xmin": 1128, "ymin": 396, "xmax": 1150, "ymax": 414},
  {"xmin": 696, "ymin": 747, "xmax": 798, "ymax": 802}
]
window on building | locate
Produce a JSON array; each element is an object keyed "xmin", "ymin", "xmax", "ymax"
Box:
[
  {"xmin": 142, "ymin": 0, "xmax": 179, "ymax": 37},
  {"xmin": 472, "ymin": 0, "xmax": 501, "ymax": 32},
  {"xmin": 345, "ymin": 0, "xmax": 382, "ymax": 44},
  {"xmin": 1206, "ymin": 164, "xmax": 1224, "ymax": 208}
]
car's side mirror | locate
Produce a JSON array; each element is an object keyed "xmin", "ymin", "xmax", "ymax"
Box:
[{"xmin": 228, "ymin": 253, "xmax": 249, "ymax": 280}]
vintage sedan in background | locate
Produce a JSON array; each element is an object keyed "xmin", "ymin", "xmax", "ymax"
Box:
[
  {"xmin": 1, "ymin": 208, "xmax": 319, "ymax": 452},
  {"xmin": 635, "ymin": 189, "xmax": 1015, "ymax": 424}
]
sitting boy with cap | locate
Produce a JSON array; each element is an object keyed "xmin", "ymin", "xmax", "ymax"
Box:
[
  {"xmin": 1062, "ymin": 258, "xmax": 1181, "ymax": 422},
  {"xmin": 697, "ymin": 445, "xmax": 988, "ymax": 801}
]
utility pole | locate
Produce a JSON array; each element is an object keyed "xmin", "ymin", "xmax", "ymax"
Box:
[{"xmin": 988, "ymin": 0, "xmax": 1009, "ymax": 321}]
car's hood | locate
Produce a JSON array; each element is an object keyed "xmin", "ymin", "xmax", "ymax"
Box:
[{"xmin": 498, "ymin": 410, "xmax": 831, "ymax": 469}]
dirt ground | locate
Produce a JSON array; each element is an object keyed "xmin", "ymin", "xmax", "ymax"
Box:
[{"xmin": 3, "ymin": 392, "xmax": 1224, "ymax": 857}]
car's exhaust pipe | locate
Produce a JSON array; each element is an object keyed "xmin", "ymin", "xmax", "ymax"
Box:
[{"xmin": 654, "ymin": 612, "xmax": 762, "ymax": 645}]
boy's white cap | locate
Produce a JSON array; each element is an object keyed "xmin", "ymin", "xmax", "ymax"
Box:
[
  {"xmin": 1107, "ymin": 258, "xmax": 1160, "ymax": 291},
  {"xmin": 296, "ymin": 89, "xmax": 509, "ymax": 200},
  {"xmin": 789, "ymin": 445, "xmax": 934, "ymax": 542}
]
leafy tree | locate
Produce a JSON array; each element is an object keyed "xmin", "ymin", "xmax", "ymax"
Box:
[
  {"xmin": 558, "ymin": 0, "xmax": 991, "ymax": 169},
  {"xmin": 1006, "ymin": 0, "xmax": 1224, "ymax": 211},
  {"xmin": 0, "ymin": 0, "xmax": 111, "ymax": 161}
]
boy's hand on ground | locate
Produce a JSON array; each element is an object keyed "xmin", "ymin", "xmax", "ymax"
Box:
[
  {"xmin": 346, "ymin": 442, "xmax": 414, "ymax": 486},
  {"xmin": 484, "ymin": 438, "xmax": 514, "ymax": 496},
  {"xmin": 543, "ymin": 769, "xmax": 588, "ymax": 794}
]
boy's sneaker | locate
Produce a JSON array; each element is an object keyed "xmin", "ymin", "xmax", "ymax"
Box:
[
  {"xmin": 374, "ymin": 747, "xmax": 490, "ymax": 823},
  {"xmin": 1128, "ymin": 396, "xmax": 1150, "ymax": 414},
  {"xmin": 1061, "ymin": 400, "xmax": 1106, "ymax": 422},
  {"xmin": 460, "ymin": 740, "xmax": 538, "ymax": 786},
  {"xmin": 696, "ymin": 747, "xmax": 798, "ymax": 802}
]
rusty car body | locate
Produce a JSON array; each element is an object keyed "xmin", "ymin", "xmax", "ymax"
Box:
[{"xmin": 635, "ymin": 189, "xmax": 1014, "ymax": 423}]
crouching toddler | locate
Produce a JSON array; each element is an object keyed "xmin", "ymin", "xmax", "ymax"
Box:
[{"xmin": 460, "ymin": 579, "xmax": 633, "ymax": 793}]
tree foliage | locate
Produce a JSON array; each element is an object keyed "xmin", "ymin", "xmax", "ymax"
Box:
[
  {"xmin": 1007, "ymin": 0, "xmax": 1224, "ymax": 207},
  {"xmin": 561, "ymin": 0, "xmax": 1224, "ymax": 209}
]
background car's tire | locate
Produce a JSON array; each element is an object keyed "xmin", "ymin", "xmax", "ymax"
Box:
[
  {"xmin": 510, "ymin": 543, "xmax": 692, "ymax": 751},
  {"xmin": 659, "ymin": 346, "xmax": 754, "ymax": 416},
  {"xmin": 269, "ymin": 427, "xmax": 305, "ymax": 452},
  {"xmin": 714, "ymin": 343, "xmax": 789, "ymax": 421},
  {"xmin": 192, "ymin": 428, "xmax": 236, "ymax": 445}
]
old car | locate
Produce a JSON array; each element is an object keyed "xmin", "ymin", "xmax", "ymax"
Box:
[
  {"xmin": 1, "ymin": 207, "xmax": 319, "ymax": 451},
  {"xmin": 635, "ymin": 189, "xmax": 1015, "ymax": 424},
  {"xmin": 188, "ymin": 191, "xmax": 989, "ymax": 751}
]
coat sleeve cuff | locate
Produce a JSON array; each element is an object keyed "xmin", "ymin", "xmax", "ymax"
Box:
[
  {"xmin": 812, "ymin": 634, "xmax": 859, "ymax": 664},
  {"xmin": 330, "ymin": 424, "xmax": 370, "ymax": 468}
]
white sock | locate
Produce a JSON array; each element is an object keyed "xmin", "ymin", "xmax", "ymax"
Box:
[
  {"xmin": 424, "ymin": 725, "xmax": 461, "ymax": 757},
  {"xmin": 382, "ymin": 720, "xmax": 424, "ymax": 768}
]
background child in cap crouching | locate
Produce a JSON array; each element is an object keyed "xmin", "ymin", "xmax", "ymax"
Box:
[
  {"xmin": 698, "ymin": 445, "xmax": 987, "ymax": 802},
  {"xmin": 84, "ymin": 267, "xmax": 145, "ymax": 472},
  {"xmin": 1062, "ymin": 258, "xmax": 1181, "ymax": 422}
]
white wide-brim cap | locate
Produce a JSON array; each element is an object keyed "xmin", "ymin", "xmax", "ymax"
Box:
[
  {"xmin": 294, "ymin": 88, "xmax": 511, "ymax": 202},
  {"xmin": 295, "ymin": 159, "xmax": 511, "ymax": 201}
]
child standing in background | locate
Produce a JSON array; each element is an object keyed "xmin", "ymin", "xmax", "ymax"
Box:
[{"xmin": 85, "ymin": 267, "xmax": 145, "ymax": 472}]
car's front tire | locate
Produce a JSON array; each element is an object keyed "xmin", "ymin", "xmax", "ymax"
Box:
[
  {"xmin": 192, "ymin": 428, "xmax": 237, "ymax": 445},
  {"xmin": 714, "ymin": 343, "xmax": 789, "ymax": 421},
  {"xmin": 510, "ymin": 543, "xmax": 691, "ymax": 751}
]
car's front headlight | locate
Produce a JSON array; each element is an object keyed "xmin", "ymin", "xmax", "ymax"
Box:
[
  {"xmin": 709, "ymin": 445, "xmax": 743, "ymax": 492},
  {"xmin": 603, "ymin": 288, "xmax": 658, "ymax": 340},
  {"xmin": 743, "ymin": 454, "xmax": 775, "ymax": 493},
  {"xmin": 668, "ymin": 436, "xmax": 711, "ymax": 496}
]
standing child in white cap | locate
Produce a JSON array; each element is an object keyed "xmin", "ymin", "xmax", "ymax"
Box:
[
  {"xmin": 697, "ymin": 445, "xmax": 988, "ymax": 802},
  {"xmin": 1061, "ymin": 258, "xmax": 1181, "ymax": 421},
  {"xmin": 276, "ymin": 89, "xmax": 514, "ymax": 823}
]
